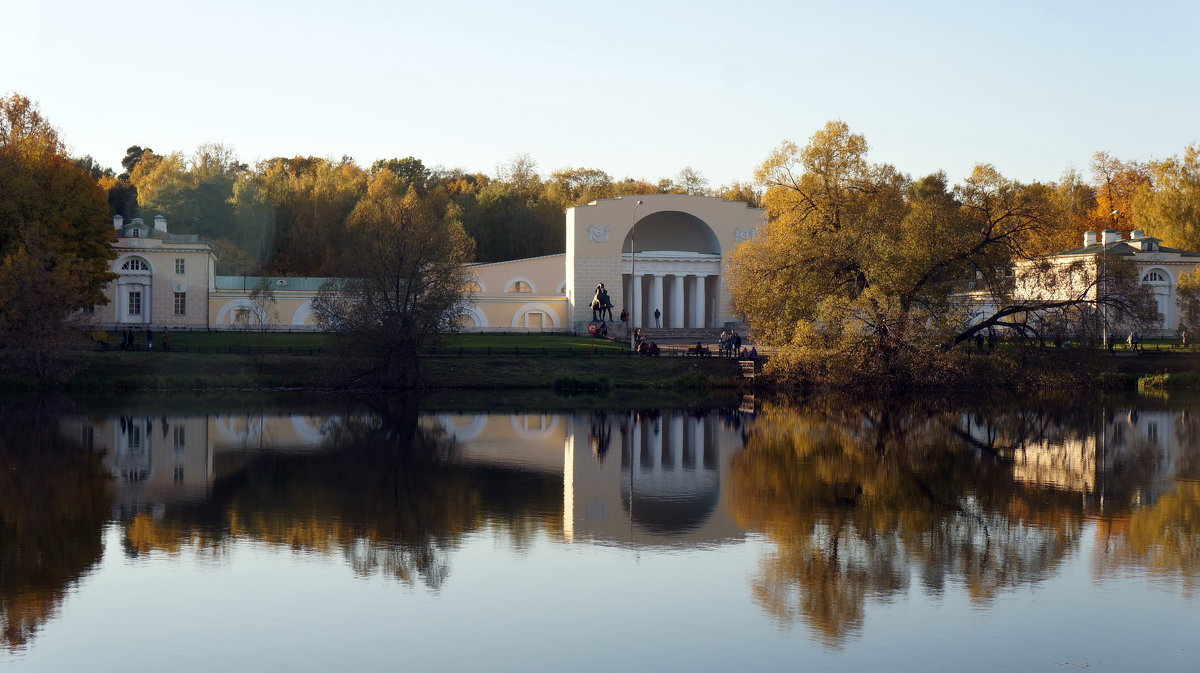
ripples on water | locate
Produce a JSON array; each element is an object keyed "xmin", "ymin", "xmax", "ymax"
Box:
[{"xmin": 0, "ymin": 394, "xmax": 1196, "ymax": 671}]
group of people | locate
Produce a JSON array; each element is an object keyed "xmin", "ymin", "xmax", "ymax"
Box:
[
  {"xmin": 1126, "ymin": 331, "xmax": 1143, "ymax": 351},
  {"xmin": 718, "ymin": 330, "xmax": 743, "ymax": 358},
  {"xmin": 118, "ymin": 326, "xmax": 169, "ymax": 351}
]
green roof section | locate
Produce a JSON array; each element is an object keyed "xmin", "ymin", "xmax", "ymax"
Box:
[{"xmin": 215, "ymin": 276, "xmax": 338, "ymax": 292}]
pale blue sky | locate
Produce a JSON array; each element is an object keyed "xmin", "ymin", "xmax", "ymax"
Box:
[{"xmin": 6, "ymin": 0, "xmax": 1198, "ymax": 187}]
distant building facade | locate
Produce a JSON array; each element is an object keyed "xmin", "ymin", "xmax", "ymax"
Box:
[
  {"xmin": 1014, "ymin": 228, "xmax": 1200, "ymax": 337},
  {"xmin": 88, "ymin": 194, "xmax": 765, "ymax": 333}
]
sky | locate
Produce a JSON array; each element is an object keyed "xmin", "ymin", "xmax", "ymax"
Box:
[{"xmin": 6, "ymin": 0, "xmax": 1199, "ymax": 188}]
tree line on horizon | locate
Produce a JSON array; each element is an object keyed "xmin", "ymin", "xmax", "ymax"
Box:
[{"xmin": 76, "ymin": 143, "xmax": 759, "ymax": 276}]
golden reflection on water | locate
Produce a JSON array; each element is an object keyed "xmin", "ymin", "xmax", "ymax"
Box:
[
  {"xmin": 1, "ymin": 395, "xmax": 1197, "ymax": 653},
  {"xmin": 726, "ymin": 397, "xmax": 1199, "ymax": 646}
]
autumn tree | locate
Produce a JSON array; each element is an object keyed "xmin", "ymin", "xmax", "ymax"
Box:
[
  {"xmin": 0, "ymin": 94, "xmax": 114, "ymax": 382},
  {"xmin": 312, "ymin": 173, "xmax": 475, "ymax": 387},
  {"xmin": 1088, "ymin": 151, "xmax": 1150, "ymax": 234},
  {"xmin": 1134, "ymin": 143, "xmax": 1200, "ymax": 250},
  {"xmin": 728, "ymin": 121, "xmax": 1154, "ymax": 387},
  {"xmin": 545, "ymin": 167, "xmax": 614, "ymax": 205}
]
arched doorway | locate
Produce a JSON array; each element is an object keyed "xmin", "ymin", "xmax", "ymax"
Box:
[
  {"xmin": 621, "ymin": 211, "xmax": 722, "ymax": 328},
  {"xmin": 115, "ymin": 255, "xmax": 154, "ymax": 324}
]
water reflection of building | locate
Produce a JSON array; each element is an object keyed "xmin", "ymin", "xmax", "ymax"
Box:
[
  {"xmin": 430, "ymin": 410, "xmax": 749, "ymax": 547},
  {"xmin": 63, "ymin": 413, "xmax": 339, "ymax": 512},
  {"xmin": 959, "ymin": 408, "xmax": 1183, "ymax": 504}
]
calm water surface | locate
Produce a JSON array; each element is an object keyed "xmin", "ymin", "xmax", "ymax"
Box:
[{"xmin": 0, "ymin": 393, "xmax": 1196, "ymax": 672}]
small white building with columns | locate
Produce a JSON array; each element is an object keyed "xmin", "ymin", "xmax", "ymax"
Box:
[{"xmin": 564, "ymin": 194, "xmax": 763, "ymax": 332}]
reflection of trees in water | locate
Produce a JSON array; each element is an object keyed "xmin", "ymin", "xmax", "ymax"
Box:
[
  {"xmin": 122, "ymin": 396, "xmax": 562, "ymax": 589},
  {"xmin": 729, "ymin": 396, "xmax": 1086, "ymax": 648},
  {"xmin": 0, "ymin": 400, "xmax": 109, "ymax": 650},
  {"xmin": 1094, "ymin": 481, "xmax": 1200, "ymax": 596}
]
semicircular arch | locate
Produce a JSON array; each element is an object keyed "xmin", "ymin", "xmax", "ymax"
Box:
[
  {"xmin": 458, "ymin": 304, "xmax": 488, "ymax": 328},
  {"xmin": 511, "ymin": 302, "xmax": 562, "ymax": 328},
  {"xmin": 114, "ymin": 253, "xmax": 157, "ymax": 274},
  {"xmin": 621, "ymin": 211, "xmax": 721, "ymax": 255}
]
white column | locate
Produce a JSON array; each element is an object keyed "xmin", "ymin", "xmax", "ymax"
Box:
[
  {"xmin": 651, "ymin": 274, "xmax": 664, "ymax": 328},
  {"xmin": 650, "ymin": 425, "xmax": 663, "ymax": 469},
  {"xmin": 631, "ymin": 273, "xmax": 643, "ymax": 328},
  {"xmin": 671, "ymin": 275, "xmax": 685, "ymax": 328},
  {"xmin": 632, "ymin": 421, "xmax": 642, "ymax": 466},
  {"xmin": 671, "ymin": 415, "xmax": 684, "ymax": 468},
  {"xmin": 691, "ymin": 274, "xmax": 707, "ymax": 328}
]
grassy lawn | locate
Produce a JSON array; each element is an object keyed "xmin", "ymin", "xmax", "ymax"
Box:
[
  {"xmin": 90, "ymin": 330, "xmax": 624, "ymax": 352},
  {"xmin": 441, "ymin": 332, "xmax": 626, "ymax": 352},
  {"xmin": 55, "ymin": 336, "xmax": 738, "ymax": 392}
]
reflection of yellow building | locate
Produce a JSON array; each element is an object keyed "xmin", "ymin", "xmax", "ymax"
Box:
[
  {"xmin": 429, "ymin": 410, "xmax": 749, "ymax": 547},
  {"xmin": 64, "ymin": 412, "xmax": 339, "ymax": 511},
  {"xmin": 70, "ymin": 408, "xmax": 753, "ymax": 548},
  {"xmin": 961, "ymin": 409, "xmax": 1181, "ymax": 501}
]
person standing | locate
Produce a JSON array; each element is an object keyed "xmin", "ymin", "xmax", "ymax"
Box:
[
  {"xmin": 146, "ymin": 327, "xmax": 153, "ymax": 351},
  {"xmin": 161, "ymin": 326, "xmax": 170, "ymax": 352},
  {"xmin": 653, "ymin": 308, "xmax": 661, "ymax": 328}
]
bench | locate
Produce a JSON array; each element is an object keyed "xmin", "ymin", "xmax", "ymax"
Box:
[{"xmin": 686, "ymin": 346, "xmax": 711, "ymax": 357}]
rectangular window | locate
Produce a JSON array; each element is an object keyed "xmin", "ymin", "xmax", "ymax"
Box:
[
  {"xmin": 173, "ymin": 425, "xmax": 185, "ymax": 450},
  {"xmin": 174, "ymin": 292, "xmax": 186, "ymax": 316},
  {"xmin": 175, "ymin": 258, "xmax": 185, "ymax": 274},
  {"xmin": 129, "ymin": 291, "xmax": 142, "ymax": 316}
]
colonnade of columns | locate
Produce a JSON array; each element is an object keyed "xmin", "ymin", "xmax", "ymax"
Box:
[
  {"xmin": 626, "ymin": 273, "xmax": 712, "ymax": 328},
  {"xmin": 623, "ymin": 414, "xmax": 718, "ymax": 471}
]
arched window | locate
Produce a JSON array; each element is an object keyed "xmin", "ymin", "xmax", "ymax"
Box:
[
  {"xmin": 465, "ymin": 281, "xmax": 483, "ymax": 293},
  {"xmin": 121, "ymin": 257, "xmax": 150, "ymax": 271},
  {"xmin": 1142, "ymin": 270, "xmax": 1167, "ymax": 283},
  {"xmin": 507, "ymin": 280, "xmax": 532, "ymax": 293}
]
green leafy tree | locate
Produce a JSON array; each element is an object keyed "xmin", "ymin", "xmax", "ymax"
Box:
[{"xmin": 313, "ymin": 174, "xmax": 475, "ymax": 387}]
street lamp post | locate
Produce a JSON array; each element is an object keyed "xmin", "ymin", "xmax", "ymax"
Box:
[
  {"xmin": 1101, "ymin": 210, "xmax": 1119, "ymax": 350},
  {"xmin": 630, "ymin": 200, "xmax": 643, "ymax": 352}
]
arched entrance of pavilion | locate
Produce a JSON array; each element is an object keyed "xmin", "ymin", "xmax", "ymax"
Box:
[{"xmin": 621, "ymin": 210, "xmax": 721, "ymax": 329}]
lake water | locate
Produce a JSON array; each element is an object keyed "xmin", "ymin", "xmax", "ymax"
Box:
[{"xmin": 0, "ymin": 392, "xmax": 1196, "ymax": 672}]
